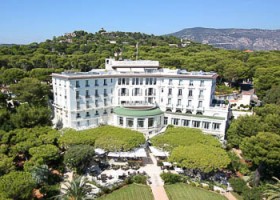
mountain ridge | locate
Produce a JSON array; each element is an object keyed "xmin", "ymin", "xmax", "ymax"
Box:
[{"xmin": 169, "ymin": 27, "xmax": 280, "ymax": 50}]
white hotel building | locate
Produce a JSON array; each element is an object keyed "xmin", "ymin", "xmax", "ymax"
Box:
[{"xmin": 52, "ymin": 59, "xmax": 230, "ymax": 140}]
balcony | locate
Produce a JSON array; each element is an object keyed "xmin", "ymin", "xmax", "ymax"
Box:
[
  {"xmin": 85, "ymin": 84, "xmax": 90, "ymax": 87},
  {"xmin": 86, "ymin": 95, "xmax": 90, "ymax": 98},
  {"xmin": 104, "ymin": 93, "xmax": 108, "ymax": 97},
  {"xmin": 95, "ymin": 94, "xmax": 99, "ymax": 98}
]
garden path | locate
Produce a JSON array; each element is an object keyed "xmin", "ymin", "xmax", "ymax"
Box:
[{"xmin": 142, "ymin": 152, "xmax": 169, "ymax": 200}]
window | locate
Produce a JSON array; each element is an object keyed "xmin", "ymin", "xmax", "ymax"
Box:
[
  {"xmin": 119, "ymin": 117, "xmax": 123, "ymax": 125},
  {"xmin": 192, "ymin": 121, "xmax": 201, "ymax": 128},
  {"xmin": 133, "ymin": 88, "xmax": 141, "ymax": 96},
  {"xmin": 168, "ymin": 98, "xmax": 171, "ymax": 105},
  {"xmin": 213, "ymin": 123, "xmax": 221, "ymax": 130},
  {"xmin": 77, "ymin": 102, "xmax": 80, "ymax": 110},
  {"xmin": 95, "ymin": 80, "xmax": 98, "ymax": 86},
  {"xmin": 86, "ymin": 112, "xmax": 90, "ymax": 117},
  {"xmin": 179, "ymin": 80, "xmax": 183, "ymax": 85},
  {"xmin": 168, "ymin": 88, "xmax": 172, "ymax": 95},
  {"xmin": 172, "ymin": 118, "xmax": 179, "ymax": 125},
  {"xmin": 76, "ymin": 113, "xmax": 81, "ymax": 118},
  {"xmin": 132, "ymin": 78, "xmax": 136, "ymax": 85},
  {"xmin": 198, "ymin": 101, "xmax": 203, "ymax": 108},
  {"xmin": 164, "ymin": 117, "xmax": 168, "ymax": 125},
  {"xmin": 76, "ymin": 81, "xmax": 80, "ymax": 88},
  {"xmin": 86, "ymin": 101, "xmax": 90, "ymax": 108},
  {"xmin": 86, "ymin": 90, "xmax": 90, "ymax": 98},
  {"xmin": 95, "ymin": 110, "xmax": 99, "ymax": 116},
  {"xmin": 178, "ymin": 89, "xmax": 182, "ymax": 96},
  {"xmin": 95, "ymin": 100, "xmax": 99, "ymax": 107},
  {"xmin": 103, "ymin": 109, "xmax": 107, "ymax": 115},
  {"xmin": 85, "ymin": 80, "xmax": 89, "ymax": 87},
  {"xmin": 145, "ymin": 78, "xmax": 149, "ymax": 85},
  {"xmin": 177, "ymin": 99, "xmax": 181, "ymax": 106},
  {"xmin": 125, "ymin": 78, "xmax": 129, "ymax": 85},
  {"xmin": 182, "ymin": 119, "xmax": 190, "ymax": 126},
  {"xmin": 104, "ymin": 99, "xmax": 107, "ymax": 106},
  {"xmin": 148, "ymin": 118, "xmax": 154, "ymax": 127},
  {"xmin": 203, "ymin": 122, "xmax": 210, "ymax": 129},
  {"xmin": 189, "ymin": 80, "xmax": 193, "ymax": 86},
  {"xmin": 118, "ymin": 78, "xmax": 121, "ymax": 85},
  {"xmin": 188, "ymin": 90, "xmax": 193, "ymax": 97},
  {"xmin": 104, "ymin": 79, "xmax": 107, "ymax": 86},
  {"xmin": 147, "ymin": 88, "xmax": 154, "ymax": 96},
  {"xmin": 95, "ymin": 90, "xmax": 99, "ymax": 97},
  {"xmin": 104, "ymin": 89, "xmax": 108, "ymax": 96},
  {"xmin": 200, "ymin": 80, "xmax": 204, "ymax": 86},
  {"xmin": 149, "ymin": 78, "xmax": 153, "ymax": 85},
  {"xmin": 187, "ymin": 100, "xmax": 192, "ymax": 107},
  {"xmin": 121, "ymin": 88, "xmax": 128, "ymax": 96},
  {"xmin": 137, "ymin": 118, "xmax": 144, "ymax": 128},
  {"xmin": 169, "ymin": 79, "xmax": 172, "ymax": 85},
  {"xmin": 139, "ymin": 78, "xmax": 143, "ymax": 85},
  {"xmin": 111, "ymin": 78, "xmax": 113, "ymax": 83},
  {"xmin": 127, "ymin": 118, "xmax": 134, "ymax": 127},
  {"xmin": 199, "ymin": 90, "xmax": 204, "ymax": 98},
  {"xmin": 76, "ymin": 91, "xmax": 80, "ymax": 99},
  {"xmin": 153, "ymin": 78, "xmax": 157, "ymax": 85},
  {"xmin": 161, "ymin": 88, "xmax": 164, "ymax": 93}
]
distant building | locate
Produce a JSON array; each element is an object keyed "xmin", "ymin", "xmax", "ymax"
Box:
[{"xmin": 52, "ymin": 59, "xmax": 230, "ymax": 140}]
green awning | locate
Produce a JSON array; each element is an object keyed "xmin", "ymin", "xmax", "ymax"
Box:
[{"xmin": 114, "ymin": 106, "xmax": 164, "ymax": 117}]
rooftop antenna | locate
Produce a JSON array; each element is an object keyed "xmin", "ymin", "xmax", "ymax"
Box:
[{"xmin": 136, "ymin": 42, "xmax": 139, "ymax": 60}]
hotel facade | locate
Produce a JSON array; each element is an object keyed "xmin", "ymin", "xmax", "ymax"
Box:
[{"xmin": 52, "ymin": 59, "xmax": 230, "ymax": 140}]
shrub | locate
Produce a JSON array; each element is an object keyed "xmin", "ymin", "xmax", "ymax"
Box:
[
  {"xmin": 229, "ymin": 177, "xmax": 247, "ymax": 194},
  {"xmin": 160, "ymin": 172, "xmax": 185, "ymax": 184},
  {"xmin": 132, "ymin": 175, "xmax": 147, "ymax": 184}
]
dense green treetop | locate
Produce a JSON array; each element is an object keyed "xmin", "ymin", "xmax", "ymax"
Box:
[
  {"xmin": 0, "ymin": 68, "xmax": 26, "ymax": 84},
  {"xmin": 0, "ymin": 171, "xmax": 36, "ymax": 200},
  {"xmin": 226, "ymin": 115, "xmax": 263, "ymax": 148},
  {"xmin": 63, "ymin": 144, "xmax": 95, "ymax": 173},
  {"xmin": 151, "ymin": 126, "xmax": 221, "ymax": 152},
  {"xmin": 169, "ymin": 144, "xmax": 230, "ymax": 173},
  {"xmin": 0, "ymin": 153, "xmax": 14, "ymax": 176},
  {"xmin": 59, "ymin": 125, "xmax": 145, "ymax": 151},
  {"xmin": 9, "ymin": 77, "xmax": 49, "ymax": 106},
  {"xmin": 240, "ymin": 132, "xmax": 280, "ymax": 169},
  {"xmin": 227, "ymin": 104, "xmax": 280, "ymax": 148}
]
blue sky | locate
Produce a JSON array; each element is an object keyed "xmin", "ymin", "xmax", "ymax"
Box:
[{"xmin": 1, "ymin": 0, "xmax": 279, "ymax": 44}]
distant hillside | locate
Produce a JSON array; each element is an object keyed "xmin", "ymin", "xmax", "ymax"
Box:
[{"xmin": 169, "ymin": 27, "xmax": 280, "ymax": 50}]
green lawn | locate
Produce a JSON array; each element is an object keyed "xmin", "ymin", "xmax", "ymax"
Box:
[
  {"xmin": 97, "ymin": 184, "xmax": 154, "ymax": 200},
  {"xmin": 165, "ymin": 183, "xmax": 226, "ymax": 200}
]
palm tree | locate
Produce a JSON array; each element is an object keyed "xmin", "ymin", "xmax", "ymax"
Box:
[
  {"xmin": 55, "ymin": 176, "xmax": 93, "ymax": 200},
  {"xmin": 264, "ymin": 177, "xmax": 280, "ymax": 200}
]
